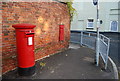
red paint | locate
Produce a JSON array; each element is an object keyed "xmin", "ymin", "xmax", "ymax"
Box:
[
  {"xmin": 12, "ymin": 23, "xmax": 36, "ymax": 68},
  {"xmin": 59, "ymin": 25, "xmax": 64, "ymax": 41},
  {"xmin": 12, "ymin": 23, "xmax": 36, "ymax": 29}
]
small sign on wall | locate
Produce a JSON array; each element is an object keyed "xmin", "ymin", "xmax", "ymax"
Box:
[{"xmin": 28, "ymin": 37, "xmax": 33, "ymax": 45}]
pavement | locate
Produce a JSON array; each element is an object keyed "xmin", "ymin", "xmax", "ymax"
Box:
[
  {"xmin": 2, "ymin": 43, "xmax": 115, "ymax": 79},
  {"xmin": 70, "ymin": 32, "xmax": 120, "ymax": 73}
]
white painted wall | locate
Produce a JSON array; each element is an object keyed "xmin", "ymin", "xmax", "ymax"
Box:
[{"xmin": 71, "ymin": 1, "xmax": 120, "ymax": 32}]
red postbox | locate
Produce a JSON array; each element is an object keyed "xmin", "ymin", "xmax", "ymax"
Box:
[
  {"xmin": 59, "ymin": 24, "xmax": 64, "ymax": 41},
  {"xmin": 12, "ymin": 23, "xmax": 36, "ymax": 76}
]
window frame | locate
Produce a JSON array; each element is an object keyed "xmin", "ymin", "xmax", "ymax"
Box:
[{"xmin": 87, "ymin": 19, "xmax": 94, "ymax": 29}]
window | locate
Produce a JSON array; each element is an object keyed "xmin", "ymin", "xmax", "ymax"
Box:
[
  {"xmin": 87, "ymin": 19, "xmax": 94, "ymax": 28},
  {"xmin": 110, "ymin": 21, "xmax": 118, "ymax": 32}
]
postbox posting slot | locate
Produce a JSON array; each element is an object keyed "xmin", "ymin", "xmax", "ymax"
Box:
[
  {"xmin": 25, "ymin": 34, "xmax": 34, "ymax": 37},
  {"xmin": 25, "ymin": 32, "xmax": 34, "ymax": 37}
]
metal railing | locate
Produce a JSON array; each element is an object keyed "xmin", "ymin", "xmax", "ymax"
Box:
[
  {"xmin": 99, "ymin": 34, "xmax": 110, "ymax": 69},
  {"xmin": 81, "ymin": 32, "xmax": 97, "ymax": 50},
  {"xmin": 70, "ymin": 31, "xmax": 110, "ymax": 69}
]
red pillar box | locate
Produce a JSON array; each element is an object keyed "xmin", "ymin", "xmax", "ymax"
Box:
[
  {"xmin": 59, "ymin": 24, "xmax": 64, "ymax": 41},
  {"xmin": 12, "ymin": 23, "xmax": 36, "ymax": 76}
]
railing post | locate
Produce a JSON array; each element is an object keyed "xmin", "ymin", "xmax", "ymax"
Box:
[
  {"xmin": 80, "ymin": 31, "xmax": 83, "ymax": 46},
  {"xmin": 105, "ymin": 39, "xmax": 110, "ymax": 69}
]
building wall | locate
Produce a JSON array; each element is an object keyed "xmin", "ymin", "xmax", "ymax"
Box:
[
  {"xmin": 71, "ymin": 1, "xmax": 119, "ymax": 32},
  {"xmin": 2, "ymin": 2, "xmax": 70, "ymax": 73},
  {"xmin": 118, "ymin": 1, "xmax": 120, "ymax": 32}
]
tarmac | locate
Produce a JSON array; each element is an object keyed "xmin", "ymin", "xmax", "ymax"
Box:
[{"xmin": 2, "ymin": 43, "xmax": 116, "ymax": 79}]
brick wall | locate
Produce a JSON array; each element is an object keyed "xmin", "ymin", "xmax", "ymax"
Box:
[
  {"xmin": 0, "ymin": 2, "xmax": 2, "ymax": 76},
  {"xmin": 2, "ymin": 2, "xmax": 70, "ymax": 74}
]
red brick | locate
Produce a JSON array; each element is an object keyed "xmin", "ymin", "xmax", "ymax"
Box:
[{"xmin": 2, "ymin": 2, "xmax": 70, "ymax": 74}]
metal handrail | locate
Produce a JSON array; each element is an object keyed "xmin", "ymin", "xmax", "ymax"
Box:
[{"xmin": 70, "ymin": 31, "xmax": 110, "ymax": 69}]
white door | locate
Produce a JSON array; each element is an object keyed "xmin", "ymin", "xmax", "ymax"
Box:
[{"xmin": 110, "ymin": 21, "xmax": 118, "ymax": 32}]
